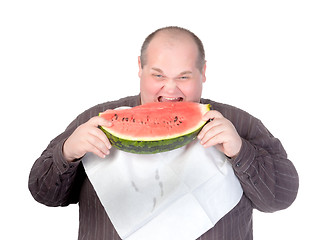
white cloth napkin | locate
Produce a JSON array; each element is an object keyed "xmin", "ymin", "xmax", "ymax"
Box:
[{"xmin": 82, "ymin": 140, "xmax": 243, "ymax": 240}]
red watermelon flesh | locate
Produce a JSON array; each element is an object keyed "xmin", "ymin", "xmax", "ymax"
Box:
[{"xmin": 100, "ymin": 101, "xmax": 210, "ymax": 141}]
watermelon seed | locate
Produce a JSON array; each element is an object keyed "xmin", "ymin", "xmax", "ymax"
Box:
[
  {"xmin": 114, "ymin": 114, "xmax": 118, "ymax": 120},
  {"xmin": 174, "ymin": 116, "xmax": 178, "ymax": 122}
]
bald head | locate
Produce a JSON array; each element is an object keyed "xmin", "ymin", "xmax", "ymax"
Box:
[{"xmin": 140, "ymin": 27, "xmax": 206, "ymax": 71}]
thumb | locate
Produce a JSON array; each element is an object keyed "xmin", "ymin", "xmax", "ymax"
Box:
[
  {"xmin": 203, "ymin": 110, "xmax": 224, "ymax": 121},
  {"xmin": 89, "ymin": 116, "xmax": 113, "ymax": 128}
]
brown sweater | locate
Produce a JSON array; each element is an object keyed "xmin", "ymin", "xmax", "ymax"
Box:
[{"xmin": 28, "ymin": 95, "xmax": 299, "ymax": 240}]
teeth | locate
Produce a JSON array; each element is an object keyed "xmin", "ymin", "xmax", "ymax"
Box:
[
  {"xmin": 165, "ymin": 97, "xmax": 178, "ymax": 101},
  {"xmin": 158, "ymin": 96, "xmax": 183, "ymax": 102}
]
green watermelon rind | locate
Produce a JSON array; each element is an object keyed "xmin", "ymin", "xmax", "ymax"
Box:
[
  {"xmin": 99, "ymin": 103, "xmax": 210, "ymax": 154},
  {"xmin": 100, "ymin": 124, "xmax": 205, "ymax": 154}
]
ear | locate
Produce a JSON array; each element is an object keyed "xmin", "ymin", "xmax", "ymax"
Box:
[
  {"xmin": 138, "ymin": 56, "xmax": 142, "ymax": 78},
  {"xmin": 201, "ymin": 61, "xmax": 207, "ymax": 83}
]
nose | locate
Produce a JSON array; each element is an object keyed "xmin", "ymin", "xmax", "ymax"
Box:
[{"xmin": 164, "ymin": 79, "xmax": 178, "ymax": 93}]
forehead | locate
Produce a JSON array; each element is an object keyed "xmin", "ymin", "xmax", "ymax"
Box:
[
  {"xmin": 145, "ymin": 32, "xmax": 199, "ymax": 71},
  {"xmin": 148, "ymin": 31, "xmax": 198, "ymax": 52}
]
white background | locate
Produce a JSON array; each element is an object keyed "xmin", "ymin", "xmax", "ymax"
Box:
[{"xmin": 1, "ymin": 0, "xmax": 325, "ymax": 239}]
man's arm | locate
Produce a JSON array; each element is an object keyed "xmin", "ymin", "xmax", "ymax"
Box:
[
  {"xmin": 199, "ymin": 99, "xmax": 299, "ymax": 212},
  {"xmin": 230, "ymin": 119, "xmax": 299, "ymax": 212},
  {"xmin": 28, "ymin": 95, "xmax": 140, "ymax": 207},
  {"xmin": 28, "ymin": 111, "xmax": 113, "ymax": 207},
  {"xmin": 28, "ymin": 118, "xmax": 84, "ymax": 206}
]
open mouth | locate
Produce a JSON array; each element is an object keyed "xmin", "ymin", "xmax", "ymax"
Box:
[{"xmin": 158, "ymin": 96, "xmax": 184, "ymax": 102}]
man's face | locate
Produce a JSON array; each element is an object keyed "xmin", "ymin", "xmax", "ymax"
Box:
[{"xmin": 138, "ymin": 33, "xmax": 206, "ymax": 105}]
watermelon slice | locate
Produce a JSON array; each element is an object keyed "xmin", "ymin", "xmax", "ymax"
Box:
[{"xmin": 99, "ymin": 101, "xmax": 210, "ymax": 154}]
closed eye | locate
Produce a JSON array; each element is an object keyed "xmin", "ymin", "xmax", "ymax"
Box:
[
  {"xmin": 178, "ymin": 71, "xmax": 192, "ymax": 80},
  {"xmin": 151, "ymin": 67, "xmax": 166, "ymax": 79},
  {"xmin": 153, "ymin": 74, "xmax": 164, "ymax": 79}
]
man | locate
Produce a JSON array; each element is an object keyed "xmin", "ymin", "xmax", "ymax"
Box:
[{"xmin": 29, "ymin": 26, "xmax": 299, "ymax": 239}]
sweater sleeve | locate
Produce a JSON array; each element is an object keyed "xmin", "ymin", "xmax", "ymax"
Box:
[
  {"xmin": 28, "ymin": 116, "xmax": 86, "ymax": 207},
  {"xmin": 202, "ymin": 99, "xmax": 299, "ymax": 213},
  {"xmin": 28, "ymin": 95, "xmax": 141, "ymax": 207},
  {"xmin": 231, "ymin": 120, "xmax": 299, "ymax": 212}
]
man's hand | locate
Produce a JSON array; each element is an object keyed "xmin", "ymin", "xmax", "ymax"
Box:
[
  {"xmin": 198, "ymin": 110, "xmax": 242, "ymax": 158},
  {"xmin": 63, "ymin": 116, "xmax": 112, "ymax": 162}
]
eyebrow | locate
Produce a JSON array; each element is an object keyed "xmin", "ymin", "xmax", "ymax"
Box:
[
  {"xmin": 151, "ymin": 67, "xmax": 164, "ymax": 73},
  {"xmin": 179, "ymin": 71, "xmax": 192, "ymax": 75},
  {"xmin": 151, "ymin": 68, "xmax": 193, "ymax": 75}
]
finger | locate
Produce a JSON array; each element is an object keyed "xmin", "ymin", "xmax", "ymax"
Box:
[
  {"xmin": 87, "ymin": 117, "xmax": 113, "ymax": 149},
  {"xmin": 89, "ymin": 144, "xmax": 110, "ymax": 159},
  {"xmin": 91, "ymin": 127, "xmax": 112, "ymax": 150},
  {"xmin": 202, "ymin": 110, "xmax": 224, "ymax": 121},
  {"xmin": 200, "ymin": 125, "xmax": 226, "ymax": 146},
  {"xmin": 201, "ymin": 133, "xmax": 226, "ymax": 148},
  {"xmin": 89, "ymin": 116, "xmax": 113, "ymax": 128},
  {"xmin": 198, "ymin": 118, "xmax": 223, "ymax": 140},
  {"xmin": 87, "ymin": 135, "xmax": 111, "ymax": 157}
]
